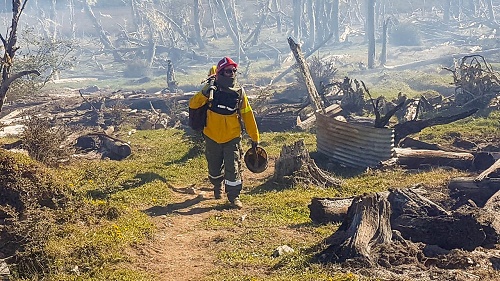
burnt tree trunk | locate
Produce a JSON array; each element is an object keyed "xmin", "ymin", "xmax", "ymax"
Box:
[
  {"xmin": 214, "ymin": 0, "xmax": 246, "ymax": 58},
  {"xmin": 82, "ymin": 1, "xmax": 122, "ymax": 62},
  {"xmin": 366, "ymin": 0, "xmax": 376, "ymax": 69},
  {"xmin": 379, "ymin": 17, "xmax": 389, "ymax": 65},
  {"xmin": 323, "ymin": 192, "xmax": 393, "ymax": 264},
  {"xmin": 393, "ymin": 108, "xmax": 478, "ymax": 144},
  {"xmin": 332, "ymin": 0, "xmax": 339, "ymax": 42},
  {"xmin": 244, "ymin": 0, "xmax": 270, "ymax": 46},
  {"xmin": 287, "ymin": 37, "xmax": 325, "ymax": 113},
  {"xmin": 319, "ymin": 187, "xmax": 500, "ymax": 265},
  {"xmin": 0, "ymin": 0, "xmax": 40, "ymax": 112},
  {"xmin": 273, "ymin": 139, "xmax": 341, "ymax": 187},
  {"xmin": 166, "ymin": 60, "xmax": 178, "ymax": 92},
  {"xmin": 193, "ymin": 0, "xmax": 205, "ymax": 49}
]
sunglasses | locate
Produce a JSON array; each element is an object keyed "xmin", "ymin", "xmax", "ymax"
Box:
[{"xmin": 223, "ymin": 68, "xmax": 237, "ymax": 75}]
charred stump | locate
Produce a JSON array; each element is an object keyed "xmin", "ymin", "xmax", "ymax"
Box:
[
  {"xmin": 316, "ymin": 185, "xmax": 500, "ymax": 266},
  {"xmin": 389, "ymin": 188, "xmax": 499, "ymax": 250},
  {"xmin": 273, "ymin": 139, "xmax": 342, "ymax": 188},
  {"xmin": 322, "ymin": 192, "xmax": 393, "ymax": 265},
  {"xmin": 448, "ymin": 177, "xmax": 500, "ymax": 208}
]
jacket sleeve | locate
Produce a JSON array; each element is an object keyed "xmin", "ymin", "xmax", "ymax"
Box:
[
  {"xmin": 239, "ymin": 89, "xmax": 260, "ymax": 143},
  {"xmin": 189, "ymin": 85, "xmax": 209, "ymax": 109}
]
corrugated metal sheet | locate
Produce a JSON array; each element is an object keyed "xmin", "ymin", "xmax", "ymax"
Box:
[{"xmin": 316, "ymin": 113, "xmax": 395, "ymax": 168}]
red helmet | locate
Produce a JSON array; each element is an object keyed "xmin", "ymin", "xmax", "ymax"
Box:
[{"xmin": 216, "ymin": 57, "xmax": 238, "ymax": 74}]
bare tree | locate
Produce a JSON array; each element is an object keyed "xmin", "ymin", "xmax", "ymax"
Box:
[
  {"xmin": 332, "ymin": 0, "xmax": 339, "ymax": 42},
  {"xmin": 0, "ymin": 0, "xmax": 41, "ymax": 112},
  {"xmin": 193, "ymin": 0, "xmax": 205, "ymax": 49},
  {"xmin": 293, "ymin": 0, "xmax": 302, "ymax": 40},
  {"xmin": 367, "ymin": 0, "xmax": 376, "ymax": 68}
]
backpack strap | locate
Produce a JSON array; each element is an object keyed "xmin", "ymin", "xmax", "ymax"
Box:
[{"xmin": 236, "ymin": 88, "xmax": 245, "ymax": 134}]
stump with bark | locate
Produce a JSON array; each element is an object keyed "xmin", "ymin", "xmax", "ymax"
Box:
[
  {"xmin": 323, "ymin": 192, "xmax": 393, "ymax": 265},
  {"xmin": 273, "ymin": 139, "xmax": 342, "ymax": 188},
  {"xmin": 315, "ymin": 181, "xmax": 500, "ymax": 266}
]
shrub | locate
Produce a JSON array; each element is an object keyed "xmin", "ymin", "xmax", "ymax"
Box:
[
  {"xmin": 390, "ymin": 22, "xmax": 423, "ymax": 46},
  {"xmin": 21, "ymin": 115, "xmax": 74, "ymax": 167},
  {"xmin": 0, "ymin": 150, "xmax": 70, "ymax": 279}
]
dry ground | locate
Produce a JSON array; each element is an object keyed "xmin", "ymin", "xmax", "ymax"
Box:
[{"xmin": 128, "ymin": 161, "xmax": 277, "ymax": 281}]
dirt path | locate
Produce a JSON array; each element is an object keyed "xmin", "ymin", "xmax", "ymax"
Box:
[
  {"xmin": 131, "ymin": 187, "xmax": 226, "ymax": 281},
  {"xmin": 130, "ymin": 164, "xmax": 275, "ymax": 281}
]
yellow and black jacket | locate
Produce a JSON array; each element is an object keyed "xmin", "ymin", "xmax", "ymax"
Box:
[{"xmin": 189, "ymin": 84, "xmax": 260, "ymax": 144}]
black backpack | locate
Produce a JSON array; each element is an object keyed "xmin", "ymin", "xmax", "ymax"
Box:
[{"xmin": 188, "ymin": 103, "xmax": 208, "ymax": 131}]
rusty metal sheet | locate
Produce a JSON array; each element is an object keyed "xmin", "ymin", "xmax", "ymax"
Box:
[{"xmin": 316, "ymin": 113, "xmax": 395, "ymax": 168}]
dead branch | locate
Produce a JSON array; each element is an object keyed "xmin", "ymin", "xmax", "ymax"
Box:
[
  {"xmin": 476, "ymin": 158, "xmax": 500, "ymax": 182},
  {"xmin": 393, "ymin": 108, "xmax": 478, "ymax": 144}
]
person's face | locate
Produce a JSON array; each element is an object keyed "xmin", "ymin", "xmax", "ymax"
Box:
[{"xmin": 221, "ymin": 66, "xmax": 237, "ymax": 77}]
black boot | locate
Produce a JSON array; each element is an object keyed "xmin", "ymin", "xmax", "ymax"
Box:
[
  {"xmin": 214, "ymin": 184, "xmax": 224, "ymax": 199},
  {"xmin": 226, "ymin": 184, "xmax": 242, "ymax": 209}
]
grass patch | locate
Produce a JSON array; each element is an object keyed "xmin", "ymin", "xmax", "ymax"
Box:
[{"xmin": 1, "ymin": 114, "xmax": 488, "ymax": 280}]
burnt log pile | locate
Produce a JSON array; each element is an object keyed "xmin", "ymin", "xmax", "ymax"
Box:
[
  {"xmin": 75, "ymin": 133, "xmax": 132, "ymax": 160},
  {"xmin": 310, "ymin": 176, "xmax": 500, "ymax": 269}
]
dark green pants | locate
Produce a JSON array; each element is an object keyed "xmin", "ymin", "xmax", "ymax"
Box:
[{"xmin": 204, "ymin": 135, "xmax": 243, "ymax": 201}]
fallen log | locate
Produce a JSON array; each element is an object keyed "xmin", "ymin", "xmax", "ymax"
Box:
[
  {"xmin": 398, "ymin": 137, "xmax": 452, "ymax": 151},
  {"xmin": 448, "ymin": 177, "xmax": 500, "ymax": 208},
  {"xmin": 379, "ymin": 47, "xmax": 500, "ymax": 72},
  {"xmin": 394, "ymin": 147, "xmax": 474, "ymax": 169},
  {"xmin": 309, "ymin": 197, "xmax": 354, "ymax": 224},
  {"xmin": 100, "ymin": 134, "xmax": 131, "ymax": 160},
  {"xmin": 75, "ymin": 133, "xmax": 131, "ymax": 160}
]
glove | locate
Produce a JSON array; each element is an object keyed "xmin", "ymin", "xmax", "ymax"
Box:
[
  {"xmin": 202, "ymin": 84, "xmax": 217, "ymax": 97},
  {"xmin": 251, "ymin": 141, "xmax": 258, "ymax": 150},
  {"xmin": 208, "ymin": 85, "xmax": 217, "ymax": 92}
]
